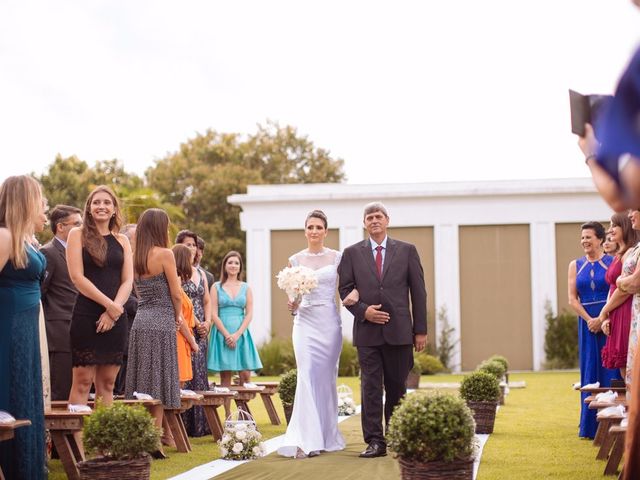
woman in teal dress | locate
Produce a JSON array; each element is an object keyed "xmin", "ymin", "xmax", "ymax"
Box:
[
  {"xmin": 207, "ymin": 251, "xmax": 262, "ymax": 416},
  {"xmin": 0, "ymin": 175, "xmax": 48, "ymax": 480}
]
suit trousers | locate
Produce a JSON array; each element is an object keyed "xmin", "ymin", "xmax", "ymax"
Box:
[
  {"xmin": 49, "ymin": 351, "xmax": 72, "ymax": 401},
  {"xmin": 357, "ymin": 343, "xmax": 413, "ymax": 446}
]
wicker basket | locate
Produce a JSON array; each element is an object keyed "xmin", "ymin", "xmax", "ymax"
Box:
[
  {"xmin": 406, "ymin": 371, "xmax": 421, "ymax": 389},
  {"xmin": 466, "ymin": 400, "xmax": 497, "ymax": 434},
  {"xmin": 398, "ymin": 456, "xmax": 474, "ymax": 480},
  {"xmin": 78, "ymin": 455, "xmax": 151, "ymax": 480},
  {"xmin": 283, "ymin": 403, "xmax": 293, "ymax": 424}
]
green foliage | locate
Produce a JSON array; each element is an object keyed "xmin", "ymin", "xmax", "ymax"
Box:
[
  {"xmin": 477, "ymin": 359, "xmax": 507, "ymax": 380},
  {"xmin": 257, "ymin": 338, "xmax": 295, "ymax": 376},
  {"xmin": 544, "ymin": 302, "xmax": 579, "ymax": 369},
  {"xmin": 436, "ymin": 305, "xmax": 458, "ymax": 370},
  {"xmin": 338, "ymin": 339, "xmax": 359, "ymax": 376},
  {"xmin": 459, "ymin": 371, "xmax": 500, "ymax": 402},
  {"xmin": 388, "ymin": 391, "xmax": 475, "ymax": 462},
  {"xmin": 488, "ymin": 355, "xmax": 509, "ymax": 372},
  {"xmin": 83, "ymin": 402, "xmax": 160, "ymax": 460},
  {"xmin": 416, "ymin": 353, "xmax": 446, "ymax": 375},
  {"xmin": 278, "ymin": 369, "xmax": 297, "ymax": 406}
]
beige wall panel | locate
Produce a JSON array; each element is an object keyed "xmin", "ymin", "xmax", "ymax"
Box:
[
  {"xmin": 459, "ymin": 225, "xmax": 532, "ymax": 370},
  {"xmin": 555, "ymin": 222, "xmax": 607, "ymax": 315},
  {"xmin": 387, "ymin": 227, "xmax": 436, "ymax": 352},
  {"xmin": 270, "ymin": 229, "xmax": 340, "ymax": 340}
]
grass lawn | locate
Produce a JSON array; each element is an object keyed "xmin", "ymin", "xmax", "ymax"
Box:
[{"xmin": 47, "ymin": 371, "xmax": 610, "ymax": 480}]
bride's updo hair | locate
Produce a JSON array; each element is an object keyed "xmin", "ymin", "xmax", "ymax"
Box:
[{"xmin": 305, "ymin": 209, "xmax": 328, "ymax": 229}]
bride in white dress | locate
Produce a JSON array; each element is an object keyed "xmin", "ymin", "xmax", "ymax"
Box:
[{"xmin": 277, "ymin": 210, "xmax": 347, "ymax": 458}]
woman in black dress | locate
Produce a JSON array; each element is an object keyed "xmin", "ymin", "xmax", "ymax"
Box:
[{"xmin": 66, "ymin": 185, "xmax": 133, "ymax": 406}]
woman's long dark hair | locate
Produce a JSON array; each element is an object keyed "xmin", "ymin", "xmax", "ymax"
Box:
[
  {"xmin": 82, "ymin": 185, "xmax": 123, "ymax": 267},
  {"xmin": 611, "ymin": 212, "xmax": 640, "ymax": 257},
  {"xmin": 219, "ymin": 251, "xmax": 244, "ymax": 285},
  {"xmin": 134, "ymin": 208, "xmax": 169, "ymax": 276}
]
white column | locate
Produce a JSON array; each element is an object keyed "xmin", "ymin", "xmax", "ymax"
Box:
[
  {"xmin": 338, "ymin": 226, "xmax": 365, "ymax": 341},
  {"xmin": 433, "ymin": 224, "xmax": 462, "ymax": 372},
  {"xmin": 246, "ymin": 228, "xmax": 271, "ymax": 346},
  {"xmin": 529, "ymin": 222, "xmax": 557, "ymax": 371}
]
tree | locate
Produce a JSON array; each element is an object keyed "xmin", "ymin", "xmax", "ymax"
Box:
[{"xmin": 146, "ymin": 121, "xmax": 345, "ymax": 272}]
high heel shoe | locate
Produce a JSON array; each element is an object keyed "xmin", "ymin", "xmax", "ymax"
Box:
[
  {"xmin": 294, "ymin": 447, "xmax": 307, "ymax": 459},
  {"xmin": 308, "ymin": 450, "xmax": 321, "ymax": 457}
]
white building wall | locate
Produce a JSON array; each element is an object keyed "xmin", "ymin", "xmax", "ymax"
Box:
[{"xmin": 230, "ymin": 178, "xmax": 613, "ymax": 371}]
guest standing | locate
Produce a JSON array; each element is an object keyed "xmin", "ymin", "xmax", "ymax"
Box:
[
  {"xmin": 126, "ymin": 209, "xmax": 182, "ymax": 458},
  {"xmin": 207, "ymin": 251, "xmax": 263, "ymax": 418},
  {"xmin": 599, "ymin": 212, "xmax": 640, "ymax": 378},
  {"xmin": 196, "ymin": 235, "xmax": 215, "ymax": 293},
  {"xmin": 176, "ymin": 229, "xmax": 212, "ymax": 436},
  {"xmin": 0, "ymin": 175, "xmax": 47, "ymax": 479},
  {"xmin": 567, "ymin": 221, "xmax": 621, "ymax": 439},
  {"xmin": 40, "ymin": 205, "xmax": 82, "ymax": 401},
  {"xmin": 66, "ymin": 185, "xmax": 133, "ymax": 407},
  {"xmin": 172, "ymin": 244, "xmax": 199, "ymax": 386}
]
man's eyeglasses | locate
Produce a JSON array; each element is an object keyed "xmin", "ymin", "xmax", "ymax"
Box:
[{"xmin": 60, "ymin": 221, "xmax": 83, "ymax": 227}]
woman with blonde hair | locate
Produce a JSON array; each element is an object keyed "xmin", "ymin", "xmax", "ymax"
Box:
[
  {"xmin": 0, "ymin": 175, "xmax": 47, "ymax": 479},
  {"xmin": 66, "ymin": 185, "xmax": 133, "ymax": 408}
]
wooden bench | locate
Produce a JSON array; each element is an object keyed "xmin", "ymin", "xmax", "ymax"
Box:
[
  {"xmin": 44, "ymin": 410, "xmax": 91, "ymax": 480},
  {"xmin": 228, "ymin": 386, "xmax": 263, "ymax": 420},
  {"xmin": 604, "ymin": 424, "xmax": 627, "ymax": 476},
  {"xmin": 0, "ymin": 420, "xmax": 31, "ymax": 480},
  {"xmin": 163, "ymin": 394, "xmax": 204, "ymax": 453},
  {"xmin": 255, "ymin": 382, "xmax": 281, "ymax": 425},
  {"xmin": 196, "ymin": 390, "xmax": 238, "ymax": 440},
  {"xmin": 595, "ymin": 413, "xmax": 625, "ymax": 458},
  {"xmin": 580, "ymin": 386, "xmax": 626, "ymax": 394}
]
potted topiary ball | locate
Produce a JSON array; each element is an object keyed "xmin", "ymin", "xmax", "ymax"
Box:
[
  {"xmin": 459, "ymin": 371, "xmax": 500, "ymax": 434},
  {"xmin": 78, "ymin": 402, "xmax": 161, "ymax": 480},
  {"xmin": 488, "ymin": 354, "xmax": 510, "ymax": 384},
  {"xmin": 477, "ymin": 359, "xmax": 507, "ymax": 404},
  {"xmin": 405, "ymin": 354, "xmax": 422, "ymax": 389},
  {"xmin": 278, "ymin": 369, "xmax": 297, "ymax": 424},
  {"xmin": 388, "ymin": 391, "xmax": 476, "ymax": 480}
]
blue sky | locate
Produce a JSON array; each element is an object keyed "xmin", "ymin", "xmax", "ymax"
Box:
[{"xmin": 1, "ymin": 0, "xmax": 639, "ymax": 184}]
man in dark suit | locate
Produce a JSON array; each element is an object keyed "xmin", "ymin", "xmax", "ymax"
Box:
[
  {"xmin": 338, "ymin": 202, "xmax": 427, "ymax": 458},
  {"xmin": 40, "ymin": 205, "xmax": 82, "ymax": 400}
]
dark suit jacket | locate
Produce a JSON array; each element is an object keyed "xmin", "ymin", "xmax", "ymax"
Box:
[
  {"xmin": 338, "ymin": 237, "xmax": 427, "ymax": 347},
  {"xmin": 40, "ymin": 238, "xmax": 78, "ymax": 352}
]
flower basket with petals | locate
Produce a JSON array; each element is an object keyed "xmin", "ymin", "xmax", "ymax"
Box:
[
  {"xmin": 337, "ymin": 395, "xmax": 357, "ymax": 416},
  {"xmin": 219, "ymin": 410, "xmax": 266, "ymax": 460}
]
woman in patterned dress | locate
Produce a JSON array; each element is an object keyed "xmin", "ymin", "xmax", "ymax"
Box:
[
  {"xmin": 568, "ymin": 221, "xmax": 621, "ymax": 439},
  {"xmin": 176, "ymin": 229, "xmax": 212, "ymax": 437}
]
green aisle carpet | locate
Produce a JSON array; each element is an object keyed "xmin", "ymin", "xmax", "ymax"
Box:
[{"xmin": 213, "ymin": 414, "xmax": 401, "ymax": 480}]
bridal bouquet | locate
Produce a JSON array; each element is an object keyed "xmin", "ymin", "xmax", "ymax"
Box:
[
  {"xmin": 218, "ymin": 422, "xmax": 266, "ymax": 460},
  {"xmin": 276, "ymin": 265, "xmax": 318, "ymax": 304}
]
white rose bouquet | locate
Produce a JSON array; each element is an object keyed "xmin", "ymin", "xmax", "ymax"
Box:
[
  {"xmin": 218, "ymin": 422, "xmax": 266, "ymax": 460},
  {"xmin": 276, "ymin": 265, "xmax": 319, "ymax": 306},
  {"xmin": 337, "ymin": 395, "xmax": 357, "ymax": 416}
]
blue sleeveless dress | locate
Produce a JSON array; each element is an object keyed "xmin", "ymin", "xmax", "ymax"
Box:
[
  {"xmin": 207, "ymin": 282, "xmax": 262, "ymax": 372},
  {"xmin": 0, "ymin": 245, "xmax": 46, "ymax": 479},
  {"xmin": 576, "ymin": 254, "xmax": 622, "ymax": 438}
]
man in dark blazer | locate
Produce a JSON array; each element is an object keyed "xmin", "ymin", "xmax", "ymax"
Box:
[
  {"xmin": 338, "ymin": 202, "xmax": 427, "ymax": 458},
  {"xmin": 40, "ymin": 205, "xmax": 82, "ymax": 400}
]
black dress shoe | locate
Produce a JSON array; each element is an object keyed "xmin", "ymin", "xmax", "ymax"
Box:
[{"xmin": 359, "ymin": 443, "xmax": 387, "ymax": 458}]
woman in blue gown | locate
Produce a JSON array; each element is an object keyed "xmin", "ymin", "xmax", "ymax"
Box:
[
  {"xmin": 568, "ymin": 221, "xmax": 622, "ymax": 439},
  {"xmin": 0, "ymin": 175, "xmax": 48, "ymax": 479}
]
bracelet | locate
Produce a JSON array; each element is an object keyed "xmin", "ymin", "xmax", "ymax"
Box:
[{"xmin": 585, "ymin": 154, "xmax": 597, "ymax": 165}]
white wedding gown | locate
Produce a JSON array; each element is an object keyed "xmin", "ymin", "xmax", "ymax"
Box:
[{"xmin": 277, "ymin": 248, "xmax": 346, "ymax": 457}]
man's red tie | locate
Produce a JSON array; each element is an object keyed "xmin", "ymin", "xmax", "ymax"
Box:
[{"xmin": 375, "ymin": 245, "xmax": 383, "ymax": 279}]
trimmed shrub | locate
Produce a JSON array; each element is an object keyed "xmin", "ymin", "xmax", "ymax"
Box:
[
  {"xmin": 544, "ymin": 303, "xmax": 578, "ymax": 369},
  {"xmin": 477, "ymin": 359, "xmax": 506, "ymax": 380},
  {"xmin": 278, "ymin": 369, "xmax": 297, "ymax": 407},
  {"xmin": 388, "ymin": 391, "xmax": 475, "ymax": 462},
  {"xmin": 83, "ymin": 402, "xmax": 160, "ymax": 460},
  {"xmin": 338, "ymin": 339, "xmax": 359, "ymax": 376},
  {"xmin": 257, "ymin": 338, "xmax": 295, "ymax": 375},
  {"xmin": 459, "ymin": 371, "xmax": 500, "ymax": 402},
  {"xmin": 417, "ymin": 353, "xmax": 446, "ymax": 375},
  {"xmin": 488, "ymin": 355, "xmax": 509, "ymax": 372}
]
